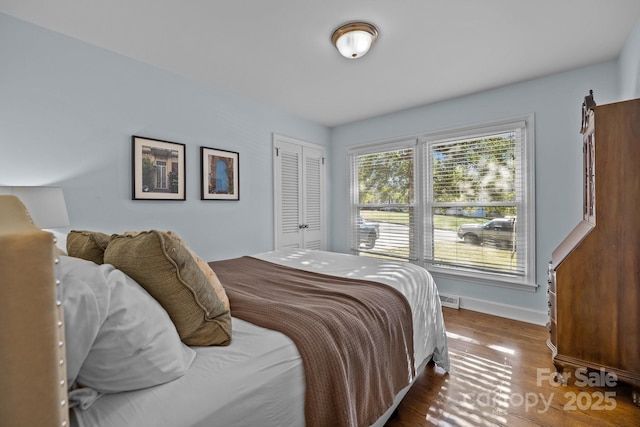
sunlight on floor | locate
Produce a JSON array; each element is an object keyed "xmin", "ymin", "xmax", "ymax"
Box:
[
  {"xmin": 393, "ymin": 310, "xmax": 640, "ymax": 427},
  {"xmin": 446, "ymin": 331, "xmax": 516, "ymax": 355},
  {"xmin": 446, "ymin": 331, "xmax": 480, "ymax": 345},
  {"xmin": 487, "ymin": 344, "xmax": 515, "ymax": 355},
  {"xmin": 425, "ymin": 345, "xmax": 514, "ymax": 426}
]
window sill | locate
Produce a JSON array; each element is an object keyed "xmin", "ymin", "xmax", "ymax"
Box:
[{"xmin": 426, "ymin": 264, "xmax": 538, "ymax": 292}]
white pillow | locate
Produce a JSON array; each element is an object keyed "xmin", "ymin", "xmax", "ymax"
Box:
[{"xmin": 56, "ymin": 256, "xmax": 196, "ymax": 402}]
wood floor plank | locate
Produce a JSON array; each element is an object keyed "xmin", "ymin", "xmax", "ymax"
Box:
[{"xmin": 385, "ymin": 308, "xmax": 639, "ymax": 427}]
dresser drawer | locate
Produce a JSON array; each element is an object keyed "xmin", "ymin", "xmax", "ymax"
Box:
[
  {"xmin": 547, "ymin": 261, "xmax": 556, "ymax": 293},
  {"xmin": 548, "ymin": 290, "xmax": 556, "ymax": 321},
  {"xmin": 547, "ymin": 319, "xmax": 557, "ymax": 348}
]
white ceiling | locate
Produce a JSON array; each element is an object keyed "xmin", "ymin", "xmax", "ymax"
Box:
[{"xmin": 2, "ymin": 0, "xmax": 640, "ymax": 127}]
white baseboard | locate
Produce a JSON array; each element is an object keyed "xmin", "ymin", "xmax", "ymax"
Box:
[{"xmin": 457, "ymin": 296, "xmax": 548, "ymax": 326}]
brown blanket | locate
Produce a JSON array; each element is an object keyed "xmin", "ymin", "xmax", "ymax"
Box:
[{"xmin": 208, "ymin": 256, "xmax": 415, "ymax": 427}]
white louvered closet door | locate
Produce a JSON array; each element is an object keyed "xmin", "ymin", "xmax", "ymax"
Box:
[{"xmin": 273, "ymin": 135, "xmax": 326, "ymax": 250}]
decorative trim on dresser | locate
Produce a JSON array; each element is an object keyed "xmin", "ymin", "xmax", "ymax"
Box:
[{"xmin": 547, "ymin": 91, "xmax": 640, "ymax": 406}]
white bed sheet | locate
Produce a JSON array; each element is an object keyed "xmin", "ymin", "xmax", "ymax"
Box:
[
  {"xmin": 74, "ymin": 318, "xmax": 306, "ymax": 427},
  {"xmin": 73, "ymin": 249, "xmax": 449, "ymax": 427}
]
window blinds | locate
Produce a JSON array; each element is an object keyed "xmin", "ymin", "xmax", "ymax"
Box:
[
  {"xmin": 350, "ymin": 142, "xmax": 417, "ymax": 260},
  {"xmin": 424, "ymin": 121, "xmax": 528, "ymax": 276},
  {"xmin": 348, "ymin": 116, "xmax": 534, "ymax": 286}
]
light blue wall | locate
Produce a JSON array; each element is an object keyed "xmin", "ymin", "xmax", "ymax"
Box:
[
  {"xmin": 0, "ymin": 13, "xmax": 330, "ymax": 261},
  {"xmin": 329, "ymin": 62, "xmax": 620, "ymax": 314},
  {"xmin": 620, "ymin": 16, "xmax": 640, "ymax": 99}
]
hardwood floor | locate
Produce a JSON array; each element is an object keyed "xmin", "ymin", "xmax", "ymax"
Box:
[{"xmin": 385, "ymin": 308, "xmax": 639, "ymax": 427}]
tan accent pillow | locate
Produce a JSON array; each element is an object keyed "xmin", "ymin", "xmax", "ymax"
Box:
[
  {"xmin": 166, "ymin": 231, "xmax": 230, "ymax": 311},
  {"xmin": 103, "ymin": 230, "xmax": 231, "ymax": 346},
  {"xmin": 66, "ymin": 230, "xmax": 111, "ymax": 264}
]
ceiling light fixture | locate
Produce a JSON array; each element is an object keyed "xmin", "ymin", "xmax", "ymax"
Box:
[{"xmin": 331, "ymin": 21, "xmax": 379, "ymax": 59}]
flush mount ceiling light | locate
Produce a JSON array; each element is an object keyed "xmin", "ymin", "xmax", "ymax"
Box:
[{"xmin": 331, "ymin": 21, "xmax": 379, "ymax": 59}]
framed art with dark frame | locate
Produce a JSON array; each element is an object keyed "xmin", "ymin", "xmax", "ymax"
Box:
[
  {"xmin": 132, "ymin": 135, "xmax": 186, "ymax": 200},
  {"xmin": 200, "ymin": 146, "xmax": 239, "ymax": 200}
]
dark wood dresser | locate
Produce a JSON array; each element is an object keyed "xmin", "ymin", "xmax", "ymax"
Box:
[{"xmin": 547, "ymin": 91, "xmax": 640, "ymax": 404}]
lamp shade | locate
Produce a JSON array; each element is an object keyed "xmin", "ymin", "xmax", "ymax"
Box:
[
  {"xmin": 0, "ymin": 186, "xmax": 70, "ymax": 228},
  {"xmin": 332, "ymin": 22, "xmax": 379, "ymax": 59}
]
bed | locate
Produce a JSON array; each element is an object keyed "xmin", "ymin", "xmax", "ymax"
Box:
[{"xmin": 0, "ymin": 194, "xmax": 449, "ymax": 427}]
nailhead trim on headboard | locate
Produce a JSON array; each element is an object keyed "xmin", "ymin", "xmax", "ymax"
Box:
[{"xmin": 54, "ymin": 237, "xmax": 70, "ymax": 427}]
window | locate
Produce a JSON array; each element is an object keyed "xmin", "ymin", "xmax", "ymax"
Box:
[
  {"xmin": 349, "ymin": 139, "xmax": 418, "ymax": 260},
  {"xmin": 349, "ymin": 115, "xmax": 535, "ymax": 290}
]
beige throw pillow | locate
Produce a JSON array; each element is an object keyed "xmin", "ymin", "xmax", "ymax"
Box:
[
  {"xmin": 66, "ymin": 230, "xmax": 111, "ymax": 264},
  {"xmin": 103, "ymin": 230, "xmax": 231, "ymax": 346},
  {"xmin": 166, "ymin": 231, "xmax": 230, "ymax": 311}
]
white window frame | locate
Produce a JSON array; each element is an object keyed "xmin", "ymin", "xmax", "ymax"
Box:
[
  {"xmin": 422, "ymin": 114, "xmax": 536, "ymax": 291},
  {"xmin": 347, "ymin": 114, "xmax": 536, "ymax": 291},
  {"xmin": 348, "ymin": 138, "xmax": 420, "ymax": 259}
]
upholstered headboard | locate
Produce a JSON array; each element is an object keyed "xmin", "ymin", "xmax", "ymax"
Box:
[{"xmin": 0, "ymin": 195, "xmax": 69, "ymax": 427}]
